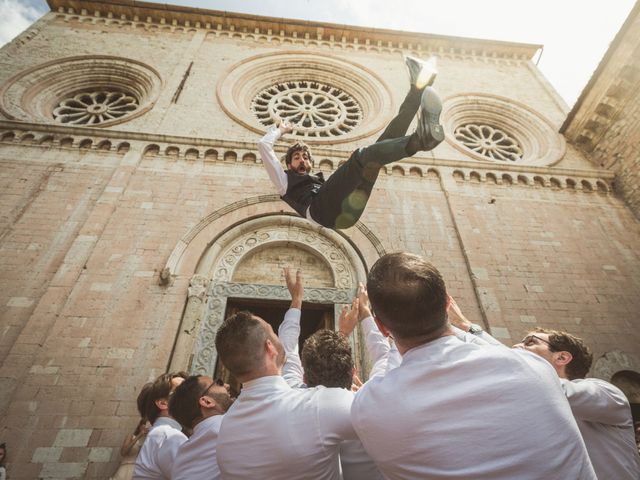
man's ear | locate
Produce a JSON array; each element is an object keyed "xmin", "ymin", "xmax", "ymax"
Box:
[
  {"xmin": 155, "ymin": 398, "xmax": 169, "ymax": 412},
  {"xmin": 199, "ymin": 395, "xmax": 216, "ymax": 410},
  {"xmin": 373, "ymin": 316, "xmax": 391, "ymax": 338},
  {"xmin": 554, "ymin": 351, "xmax": 573, "ymax": 367},
  {"xmin": 265, "ymin": 338, "xmax": 278, "ymax": 358}
]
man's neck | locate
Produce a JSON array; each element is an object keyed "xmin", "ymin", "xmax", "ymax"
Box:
[{"xmin": 395, "ymin": 325, "xmax": 455, "ymax": 355}]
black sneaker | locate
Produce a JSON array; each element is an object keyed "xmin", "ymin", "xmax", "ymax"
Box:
[{"xmin": 415, "ymin": 87, "xmax": 444, "ymax": 151}]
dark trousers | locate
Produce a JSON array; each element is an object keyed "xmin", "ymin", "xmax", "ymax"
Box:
[{"xmin": 309, "ymin": 88, "xmax": 422, "ymax": 229}]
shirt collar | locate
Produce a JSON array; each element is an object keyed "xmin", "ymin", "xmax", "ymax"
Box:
[
  {"xmin": 152, "ymin": 416, "xmax": 182, "ymax": 431},
  {"xmin": 241, "ymin": 375, "xmax": 291, "ymax": 395},
  {"xmin": 402, "ymin": 335, "xmax": 460, "ymax": 362}
]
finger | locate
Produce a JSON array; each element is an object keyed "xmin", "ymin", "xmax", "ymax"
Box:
[{"xmin": 353, "ymin": 374, "xmax": 363, "ymax": 386}]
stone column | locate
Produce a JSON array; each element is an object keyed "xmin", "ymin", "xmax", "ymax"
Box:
[{"xmin": 168, "ymin": 274, "xmax": 209, "ymax": 372}]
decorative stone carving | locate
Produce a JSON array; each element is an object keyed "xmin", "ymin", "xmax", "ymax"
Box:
[
  {"xmin": 216, "ymin": 51, "xmax": 393, "ymax": 145},
  {"xmin": 188, "ymin": 215, "xmax": 368, "ymax": 376},
  {"xmin": 454, "ymin": 123, "xmax": 523, "ymax": 162},
  {"xmin": 251, "ymin": 80, "xmax": 362, "ymax": 138},
  {"xmin": 190, "ymin": 282, "xmax": 353, "ymax": 375},
  {"xmin": 0, "ymin": 55, "xmax": 162, "ymax": 127},
  {"xmin": 53, "ymin": 91, "xmax": 138, "ymax": 125},
  {"xmin": 168, "ymin": 274, "xmax": 210, "ymax": 372},
  {"xmin": 592, "ymin": 350, "xmax": 640, "ymax": 381},
  {"xmin": 187, "ymin": 274, "xmax": 209, "ymax": 300},
  {"xmin": 443, "ymin": 93, "xmax": 565, "ymax": 166}
]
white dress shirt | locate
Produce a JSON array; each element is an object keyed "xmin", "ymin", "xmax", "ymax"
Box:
[
  {"xmin": 560, "ymin": 378, "xmax": 640, "ymax": 480},
  {"xmin": 133, "ymin": 417, "xmax": 186, "ymax": 480},
  {"xmin": 464, "ymin": 328, "xmax": 640, "ymax": 478},
  {"xmin": 170, "ymin": 415, "xmax": 224, "ymax": 480},
  {"xmin": 277, "ymin": 308, "xmax": 384, "ymax": 480},
  {"xmin": 351, "ymin": 335, "xmax": 596, "ymax": 480},
  {"xmin": 217, "ymin": 375, "xmax": 357, "ymax": 480},
  {"xmin": 257, "ymin": 126, "xmax": 320, "ymax": 225}
]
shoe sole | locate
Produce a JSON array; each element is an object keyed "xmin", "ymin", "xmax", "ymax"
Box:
[{"xmin": 421, "ymin": 87, "xmax": 445, "ymax": 145}]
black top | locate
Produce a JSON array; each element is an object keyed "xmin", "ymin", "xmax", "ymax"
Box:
[{"xmin": 281, "ymin": 170, "xmax": 324, "ymax": 218}]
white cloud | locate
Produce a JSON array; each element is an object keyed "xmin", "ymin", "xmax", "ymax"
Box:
[{"xmin": 0, "ymin": 0, "xmax": 45, "ymax": 46}]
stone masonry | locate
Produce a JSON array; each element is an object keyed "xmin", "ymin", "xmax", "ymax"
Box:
[{"xmin": 0, "ymin": 0, "xmax": 638, "ymax": 478}]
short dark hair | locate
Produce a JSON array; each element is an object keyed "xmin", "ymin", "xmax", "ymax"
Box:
[
  {"xmin": 169, "ymin": 375, "xmax": 204, "ymax": 429},
  {"xmin": 145, "ymin": 371, "xmax": 188, "ymax": 424},
  {"xmin": 302, "ymin": 330, "xmax": 352, "ymax": 389},
  {"xmin": 215, "ymin": 310, "xmax": 268, "ymax": 378},
  {"xmin": 367, "ymin": 252, "xmax": 448, "ymax": 341},
  {"xmin": 285, "ymin": 141, "xmax": 312, "ymax": 166},
  {"xmin": 533, "ymin": 328, "xmax": 593, "ymax": 380}
]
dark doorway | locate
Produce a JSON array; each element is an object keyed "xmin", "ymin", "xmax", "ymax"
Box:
[{"xmin": 215, "ymin": 297, "xmax": 334, "ymax": 396}]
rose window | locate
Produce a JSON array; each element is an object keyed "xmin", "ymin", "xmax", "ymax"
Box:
[
  {"xmin": 454, "ymin": 124, "xmax": 523, "ymax": 162},
  {"xmin": 251, "ymin": 81, "xmax": 362, "ymax": 138},
  {"xmin": 53, "ymin": 91, "xmax": 139, "ymax": 125}
]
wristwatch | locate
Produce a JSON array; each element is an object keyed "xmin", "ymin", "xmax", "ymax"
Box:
[{"xmin": 468, "ymin": 323, "xmax": 483, "ymax": 335}]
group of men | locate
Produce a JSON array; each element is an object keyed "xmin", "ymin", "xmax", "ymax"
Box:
[
  {"xmin": 128, "ymin": 58, "xmax": 639, "ymax": 479},
  {"xmin": 131, "ymin": 252, "xmax": 639, "ymax": 479}
]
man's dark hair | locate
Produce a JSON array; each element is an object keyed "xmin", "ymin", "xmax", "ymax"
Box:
[
  {"xmin": 145, "ymin": 371, "xmax": 188, "ymax": 424},
  {"xmin": 169, "ymin": 375, "xmax": 204, "ymax": 429},
  {"xmin": 367, "ymin": 252, "xmax": 448, "ymax": 342},
  {"xmin": 285, "ymin": 141, "xmax": 312, "ymax": 166},
  {"xmin": 215, "ymin": 310, "xmax": 269, "ymax": 378},
  {"xmin": 533, "ymin": 328, "xmax": 593, "ymax": 380},
  {"xmin": 302, "ymin": 330, "xmax": 353, "ymax": 389}
]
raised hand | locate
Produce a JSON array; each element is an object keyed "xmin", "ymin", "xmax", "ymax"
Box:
[
  {"xmin": 284, "ymin": 267, "xmax": 304, "ymax": 309},
  {"xmin": 338, "ymin": 297, "xmax": 359, "ymax": 337},
  {"xmin": 279, "ymin": 121, "xmax": 294, "ymax": 135},
  {"xmin": 356, "ymin": 283, "xmax": 372, "ymax": 321}
]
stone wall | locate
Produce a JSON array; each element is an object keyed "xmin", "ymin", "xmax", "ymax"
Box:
[{"xmin": 0, "ymin": 3, "xmax": 638, "ymax": 478}]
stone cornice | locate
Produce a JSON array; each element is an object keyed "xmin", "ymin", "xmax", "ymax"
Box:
[
  {"xmin": 0, "ymin": 120, "xmax": 613, "ymax": 179},
  {"xmin": 46, "ymin": 0, "xmax": 540, "ymax": 59},
  {"xmin": 560, "ymin": 2, "xmax": 640, "ymax": 152}
]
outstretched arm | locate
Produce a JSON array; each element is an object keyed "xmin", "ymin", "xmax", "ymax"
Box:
[
  {"xmin": 448, "ymin": 296, "xmax": 502, "ymax": 346},
  {"xmin": 257, "ymin": 122, "xmax": 293, "ymax": 196},
  {"xmin": 279, "ymin": 267, "xmax": 305, "ymax": 387}
]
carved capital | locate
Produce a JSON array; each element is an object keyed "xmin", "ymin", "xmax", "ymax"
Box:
[{"xmin": 188, "ymin": 274, "xmax": 210, "ymax": 300}]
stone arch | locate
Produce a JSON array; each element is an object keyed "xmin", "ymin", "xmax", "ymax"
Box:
[
  {"xmin": 79, "ymin": 138, "xmax": 93, "ymax": 149},
  {"xmin": 580, "ymin": 180, "xmax": 593, "ymax": 192},
  {"xmin": 185, "ymin": 148, "xmax": 199, "ymax": 160},
  {"xmin": 204, "ymin": 149, "xmax": 218, "ymax": 161},
  {"xmin": 143, "ymin": 144, "xmax": 160, "ymax": 157},
  {"xmin": 391, "ymin": 165, "xmax": 404, "ymax": 176},
  {"xmin": 596, "ymin": 180, "xmax": 609, "ymax": 194},
  {"xmin": 224, "ymin": 150, "xmax": 237, "ymax": 162},
  {"xmin": 165, "ymin": 146, "xmax": 179, "ymax": 157},
  {"xmin": 453, "ymin": 169, "xmax": 465, "ymax": 181},
  {"xmin": 469, "ymin": 171, "xmax": 481, "ymax": 183},
  {"xmin": 172, "ymin": 214, "xmax": 372, "ymax": 377},
  {"xmin": 319, "ymin": 159, "xmax": 333, "ymax": 171},
  {"xmin": 533, "ymin": 175, "xmax": 545, "ymax": 187},
  {"xmin": 0, "ymin": 131, "xmax": 15, "ymax": 141},
  {"xmin": 501, "ymin": 173, "xmax": 513, "ymax": 185},
  {"xmin": 59, "ymin": 137, "xmax": 74, "ymax": 147},
  {"xmin": 566, "ymin": 178, "xmax": 577, "ymax": 190},
  {"xmin": 241, "ymin": 152, "xmax": 256, "ymax": 163},
  {"xmin": 550, "ymin": 177, "xmax": 562, "ymax": 189},
  {"xmin": 517, "ymin": 175, "xmax": 529, "ymax": 186},
  {"xmin": 20, "ymin": 133, "xmax": 35, "ymax": 143},
  {"xmin": 117, "ymin": 142, "xmax": 130, "ymax": 154},
  {"xmin": 409, "ymin": 167, "xmax": 422, "ymax": 177},
  {"xmin": 592, "ymin": 350, "xmax": 640, "ymax": 381},
  {"xmin": 485, "ymin": 172, "xmax": 497, "ymax": 184},
  {"xmin": 96, "ymin": 139, "xmax": 112, "ymax": 151}
]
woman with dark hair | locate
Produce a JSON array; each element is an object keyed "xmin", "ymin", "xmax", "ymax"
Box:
[{"xmin": 109, "ymin": 383, "xmax": 152, "ymax": 480}]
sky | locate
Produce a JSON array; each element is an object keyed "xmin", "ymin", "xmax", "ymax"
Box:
[{"xmin": 0, "ymin": 0, "xmax": 636, "ymax": 108}]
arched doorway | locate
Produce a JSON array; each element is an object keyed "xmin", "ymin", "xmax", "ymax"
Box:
[{"xmin": 170, "ymin": 214, "xmax": 374, "ymax": 387}]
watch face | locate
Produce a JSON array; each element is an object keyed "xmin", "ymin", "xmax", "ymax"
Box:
[{"xmin": 469, "ymin": 324, "xmax": 483, "ymax": 334}]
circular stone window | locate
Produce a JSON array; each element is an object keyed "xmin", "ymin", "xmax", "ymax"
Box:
[
  {"xmin": 0, "ymin": 56, "xmax": 162, "ymax": 127},
  {"xmin": 217, "ymin": 52, "xmax": 392, "ymax": 145},
  {"xmin": 53, "ymin": 91, "xmax": 139, "ymax": 125},
  {"xmin": 251, "ymin": 80, "xmax": 362, "ymax": 138},
  {"xmin": 454, "ymin": 123, "xmax": 523, "ymax": 162},
  {"xmin": 443, "ymin": 94, "xmax": 565, "ymax": 166}
]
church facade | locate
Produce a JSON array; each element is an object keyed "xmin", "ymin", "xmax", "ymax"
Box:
[{"xmin": 0, "ymin": 0, "xmax": 638, "ymax": 477}]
